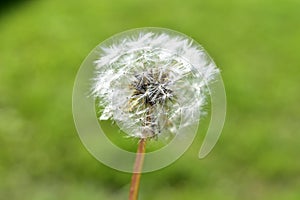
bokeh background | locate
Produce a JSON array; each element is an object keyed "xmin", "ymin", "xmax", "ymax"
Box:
[{"xmin": 1, "ymin": 0, "xmax": 299, "ymax": 199}]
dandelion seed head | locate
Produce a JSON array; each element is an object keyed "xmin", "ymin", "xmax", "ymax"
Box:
[{"xmin": 92, "ymin": 30, "xmax": 219, "ymax": 139}]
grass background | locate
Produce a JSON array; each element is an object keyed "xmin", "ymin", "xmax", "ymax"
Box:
[{"xmin": 0, "ymin": 0, "xmax": 300, "ymax": 199}]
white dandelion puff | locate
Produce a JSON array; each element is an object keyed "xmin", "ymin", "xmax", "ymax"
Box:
[
  {"xmin": 92, "ymin": 30, "xmax": 219, "ymax": 139},
  {"xmin": 73, "ymin": 28, "xmax": 226, "ymax": 173}
]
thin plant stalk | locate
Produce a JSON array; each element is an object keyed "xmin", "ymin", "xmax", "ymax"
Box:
[{"xmin": 129, "ymin": 138, "xmax": 146, "ymax": 200}]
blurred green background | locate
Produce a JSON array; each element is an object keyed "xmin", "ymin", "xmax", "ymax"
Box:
[{"xmin": 1, "ymin": 0, "xmax": 299, "ymax": 199}]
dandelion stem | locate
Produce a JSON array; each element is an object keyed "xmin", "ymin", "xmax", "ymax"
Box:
[{"xmin": 129, "ymin": 138, "xmax": 146, "ymax": 200}]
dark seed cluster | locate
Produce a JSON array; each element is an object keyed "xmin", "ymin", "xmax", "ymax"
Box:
[{"xmin": 130, "ymin": 69, "xmax": 173, "ymax": 107}]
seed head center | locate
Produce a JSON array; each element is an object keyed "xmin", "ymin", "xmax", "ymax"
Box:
[{"xmin": 131, "ymin": 70, "xmax": 173, "ymax": 107}]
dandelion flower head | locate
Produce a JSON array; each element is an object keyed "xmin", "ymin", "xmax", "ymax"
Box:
[{"xmin": 92, "ymin": 30, "xmax": 219, "ymax": 139}]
